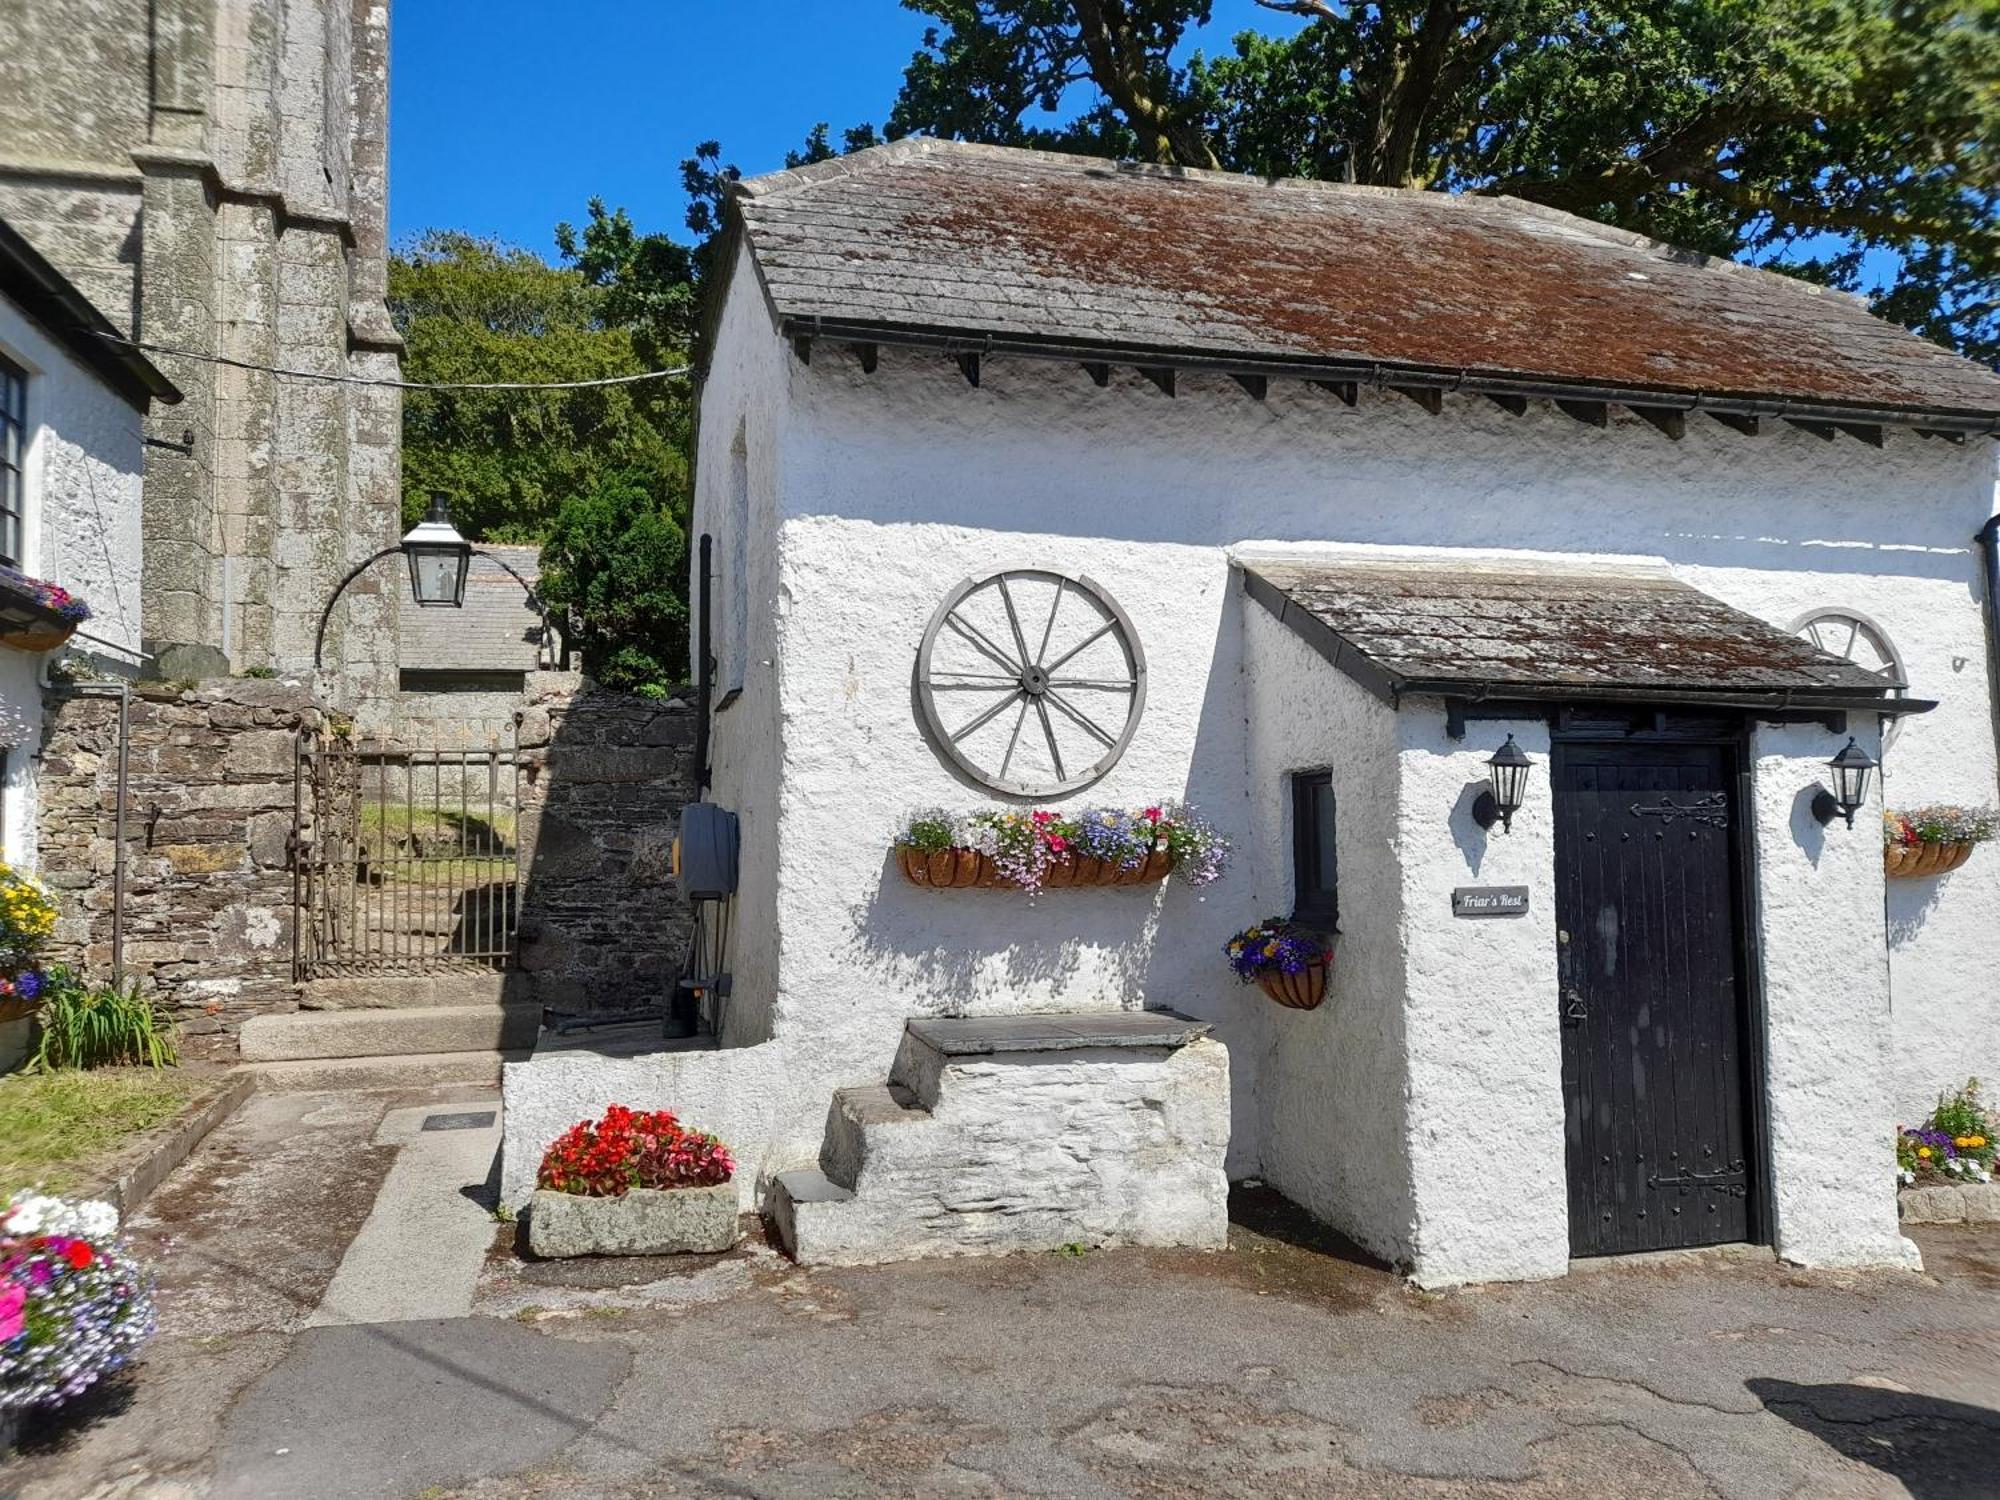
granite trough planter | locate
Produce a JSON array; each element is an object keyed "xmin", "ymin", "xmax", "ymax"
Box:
[
  {"xmin": 528, "ymin": 1183, "xmax": 739, "ymax": 1258},
  {"xmin": 1897, "ymin": 1180, "xmax": 2000, "ymax": 1224}
]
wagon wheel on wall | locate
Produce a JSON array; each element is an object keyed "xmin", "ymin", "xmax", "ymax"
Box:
[
  {"xmin": 1793, "ymin": 608, "xmax": 1908, "ymax": 751},
  {"xmin": 915, "ymin": 569, "xmax": 1147, "ymax": 799}
]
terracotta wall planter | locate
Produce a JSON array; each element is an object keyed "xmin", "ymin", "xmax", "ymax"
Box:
[
  {"xmin": 0, "ymin": 620, "xmax": 76, "ymax": 653},
  {"xmin": 1256, "ymin": 960, "xmax": 1328, "ymax": 1011},
  {"xmin": 1884, "ymin": 841, "xmax": 1977, "ymax": 878},
  {"xmin": 896, "ymin": 846, "xmax": 1172, "ymax": 889}
]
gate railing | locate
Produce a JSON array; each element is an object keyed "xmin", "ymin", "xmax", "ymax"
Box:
[{"xmin": 294, "ymin": 730, "xmax": 522, "ymax": 979}]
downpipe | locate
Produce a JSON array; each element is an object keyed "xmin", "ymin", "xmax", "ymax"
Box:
[{"xmin": 1978, "ymin": 516, "xmax": 2000, "ymax": 804}]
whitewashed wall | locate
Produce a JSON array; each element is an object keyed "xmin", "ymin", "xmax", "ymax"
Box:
[
  {"xmin": 0, "ymin": 297, "xmax": 147, "ymax": 869},
  {"xmin": 632, "ymin": 280, "xmax": 1998, "ymax": 1273}
]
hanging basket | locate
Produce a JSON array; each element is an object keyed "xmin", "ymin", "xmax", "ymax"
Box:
[
  {"xmin": 1884, "ymin": 841, "xmax": 1977, "ymax": 878},
  {"xmin": 1256, "ymin": 959, "xmax": 1329, "ymax": 1012},
  {"xmin": 896, "ymin": 847, "xmax": 998, "ymax": 889},
  {"xmin": 0, "ymin": 620, "xmax": 76, "ymax": 654}
]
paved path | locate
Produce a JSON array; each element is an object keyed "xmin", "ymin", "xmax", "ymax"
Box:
[{"xmin": 2, "ymin": 1088, "xmax": 1996, "ymax": 1499}]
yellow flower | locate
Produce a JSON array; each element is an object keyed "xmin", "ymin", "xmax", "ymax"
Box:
[{"xmin": 1918, "ymin": 1146, "xmax": 1934, "ymax": 1160}]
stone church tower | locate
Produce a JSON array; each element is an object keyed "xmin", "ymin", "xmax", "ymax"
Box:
[{"xmin": 0, "ymin": 0, "xmax": 402, "ymax": 695}]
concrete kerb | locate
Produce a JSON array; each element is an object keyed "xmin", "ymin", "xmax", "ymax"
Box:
[{"xmin": 85, "ymin": 1068, "xmax": 253, "ymax": 1221}]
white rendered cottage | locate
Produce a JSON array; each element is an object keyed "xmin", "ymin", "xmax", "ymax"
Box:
[
  {"xmin": 503, "ymin": 141, "xmax": 2000, "ymax": 1287},
  {"xmin": 0, "ymin": 220, "xmax": 174, "ymax": 865}
]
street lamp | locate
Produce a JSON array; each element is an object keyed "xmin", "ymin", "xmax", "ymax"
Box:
[
  {"xmin": 402, "ymin": 492, "xmax": 472, "ymax": 609},
  {"xmin": 1473, "ymin": 735, "xmax": 1534, "ymax": 834},
  {"xmin": 1811, "ymin": 737, "xmax": 1879, "ymax": 829}
]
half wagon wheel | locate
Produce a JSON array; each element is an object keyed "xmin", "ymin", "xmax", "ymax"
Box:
[{"xmin": 915, "ymin": 569, "xmax": 1146, "ymax": 799}]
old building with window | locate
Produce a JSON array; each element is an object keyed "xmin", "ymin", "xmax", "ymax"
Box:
[
  {"xmin": 0, "ymin": 0, "xmax": 402, "ymax": 693},
  {"xmin": 0, "ymin": 218, "xmax": 178, "ymax": 865},
  {"xmin": 505, "ymin": 140, "xmax": 2000, "ymax": 1287}
]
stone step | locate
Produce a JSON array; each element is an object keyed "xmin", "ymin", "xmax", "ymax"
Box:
[
  {"xmin": 240, "ymin": 1049, "xmax": 532, "ymax": 1093},
  {"xmin": 769, "ymin": 1168, "xmax": 859, "ymax": 1262},
  {"xmin": 239, "ymin": 1002, "xmax": 542, "ymax": 1062},
  {"xmin": 821, "ymin": 1084, "xmax": 929, "ymax": 1190},
  {"xmin": 298, "ymin": 973, "xmax": 531, "ymax": 1011}
]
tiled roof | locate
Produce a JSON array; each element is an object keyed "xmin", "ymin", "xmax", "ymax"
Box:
[
  {"xmin": 735, "ymin": 140, "xmax": 2000, "ymax": 426},
  {"xmin": 398, "ymin": 545, "xmax": 543, "ymax": 673},
  {"xmin": 1241, "ymin": 559, "xmax": 1916, "ymax": 710}
]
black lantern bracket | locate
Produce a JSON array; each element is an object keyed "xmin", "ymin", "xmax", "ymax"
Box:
[
  {"xmin": 1810, "ymin": 736, "xmax": 1879, "ymax": 829},
  {"xmin": 311, "ymin": 496, "xmax": 551, "ymax": 670},
  {"xmin": 1472, "ymin": 734, "xmax": 1534, "ymax": 834}
]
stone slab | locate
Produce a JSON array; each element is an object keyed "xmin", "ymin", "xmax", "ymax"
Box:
[
  {"xmin": 528, "ymin": 1183, "xmax": 739, "ymax": 1258},
  {"xmin": 904, "ymin": 1009, "xmax": 1210, "ymax": 1057},
  {"xmin": 1899, "ymin": 1181, "xmax": 2000, "ymax": 1223},
  {"xmin": 239, "ymin": 1002, "xmax": 542, "ymax": 1061}
]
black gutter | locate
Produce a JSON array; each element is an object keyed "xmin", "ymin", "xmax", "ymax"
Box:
[
  {"xmin": 694, "ymin": 533, "xmax": 714, "ymax": 794},
  {"xmin": 0, "ymin": 218, "xmax": 181, "ymax": 411},
  {"xmin": 782, "ymin": 316, "xmax": 2000, "ymax": 437},
  {"xmin": 1977, "ymin": 516, "xmax": 2000, "ymax": 800}
]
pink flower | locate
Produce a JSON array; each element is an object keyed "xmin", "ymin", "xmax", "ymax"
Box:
[{"xmin": 0, "ymin": 1283, "xmax": 25, "ymax": 1343}]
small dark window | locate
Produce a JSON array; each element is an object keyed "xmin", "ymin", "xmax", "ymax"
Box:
[
  {"xmin": 1291, "ymin": 771, "xmax": 1338, "ymax": 930},
  {"xmin": 0, "ymin": 356, "xmax": 25, "ymax": 567}
]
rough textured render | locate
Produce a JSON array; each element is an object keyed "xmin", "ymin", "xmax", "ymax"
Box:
[
  {"xmin": 778, "ymin": 1028, "xmax": 1231, "ymax": 1266},
  {"xmin": 1243, "ymin": 560, "xmax": 1906, "ymax": 702},
  {"xmin": 736, "ymin": 139, "xmax": 2000, "ymax": 423},
  {"xmin": 1749, "ymin": 720, "xmax": 1918, "ymax": 1271},
  {"xmin": 0, "ymin": 0, "xmax": 403, "ymax": 693}
]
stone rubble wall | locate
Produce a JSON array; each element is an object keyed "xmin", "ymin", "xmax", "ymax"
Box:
[
  {"xmin": 37, "ymin": 679, "xmax": 317, "ymax": 1059},
  {"xmin": 512, "ymin": 674, "xmax": 697, "ymax": 1015}
]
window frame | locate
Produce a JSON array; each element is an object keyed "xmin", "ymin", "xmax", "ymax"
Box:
[
  {"xmin": 1290, "ymin": 769, "xmax": 1339, "ymax": 931},
  {"xmin": 0, "ymin": 353, "xmax": 25, "ymax": 569}
]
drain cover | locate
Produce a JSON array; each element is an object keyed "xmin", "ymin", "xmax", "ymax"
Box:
[{"xmin": 420, "ymin": 1111, "xmax": 496, "ymax": 1132}]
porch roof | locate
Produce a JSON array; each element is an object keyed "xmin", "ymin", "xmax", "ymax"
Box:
[{"xmin": 1241, "ymin": 559, "xmax": 1929, "ymax": 716}]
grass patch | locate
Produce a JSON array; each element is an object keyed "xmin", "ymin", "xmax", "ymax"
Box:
[{"xmin": 0, "ymin": 1068, "xmax": 212, "ymax": 1198}]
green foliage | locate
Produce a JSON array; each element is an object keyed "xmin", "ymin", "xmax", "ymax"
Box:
[
  {"xmin": 875, "ymin": 0, "xmax": 2000, "ymax": 361},
  {"xmin": 536, "ymin": 471, "xmax": 690, "ymax": 693},
  {"xmin": 389, "ymin": 229, "xmax": 691, "ymax": 543},
  {"xmin": 30, "ymin": 969, "xmax": 179, "ymax": 1072},
  {"xmin": 0, "ymin": 1068, "xmax": 209, "ymax": 1197}
]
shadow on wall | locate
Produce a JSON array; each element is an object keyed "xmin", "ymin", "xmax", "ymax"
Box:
[
  {"xmin": 1746, "ymin": 1378, "xmax": 2000, "ymax": 1500},
  {"xmin": 512, "ymin": 675, "xmax": 697, "ymax": 1015},
  {"xmin": 1887, "ymin": 872, "xmax": 1948, "ymax": 947}
]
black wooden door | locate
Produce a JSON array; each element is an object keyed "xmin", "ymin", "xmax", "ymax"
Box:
[{"xmin": 1553, "ymin": 739, "xmax": 1756, "ymax": 1257}]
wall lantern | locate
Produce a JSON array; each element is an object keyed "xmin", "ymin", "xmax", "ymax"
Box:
[
  {"xmin": 1811, "ymin": 737, "xmax": 1879, "ymax": 829},
  {"xmin": 402, "ymin": 492, "xmax": 472, "ymax": 609},
  {"xmin": 1473, "ymin": 735, "xmax": 1534, "ymax": 834}
]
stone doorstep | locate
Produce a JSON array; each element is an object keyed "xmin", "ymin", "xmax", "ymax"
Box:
[
  {"xmin": 241, "ymin": 1049, "xmax": 533, "ymax": 1093},
  {"xmin": 298, "ymin": 974, "xmax": 530, "ymax": 1011},
  {"xmin": 1897, "ymin": 1180, "xmax": 2000, "ymax": 1224},
  {"xmin": 526, "ymin": 1184, "xmax": 739, "ymax": 1259},
  {"xmin": 238, "ymin": 1002, "xmax": 542, "ymax": 1061},
  {"xmin": 904, "ymin": 1010, "xmax": 1211, "ymax": 1057}
]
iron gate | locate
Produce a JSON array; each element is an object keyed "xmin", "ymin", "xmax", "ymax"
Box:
[{"xmin": 294, "ymin": 730, "xmax": 522, "ymax": 978}]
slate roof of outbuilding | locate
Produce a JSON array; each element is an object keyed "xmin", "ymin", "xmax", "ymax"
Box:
[
  {"xmin": 1241, "ymin": 559, "xmax": 1914, "ymax": 709},
  {"xmin": 398, "ymin": 545, "xmax": 544, "ymax": 673},
  {"xmin": 734, "ymin": 139, "xmax": 2000, "ymax": 426}
]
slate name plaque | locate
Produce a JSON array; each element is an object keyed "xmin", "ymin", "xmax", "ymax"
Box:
[{"xmin": 1452, "ymin": 886, "xmax": 1530, "ymax": 918}]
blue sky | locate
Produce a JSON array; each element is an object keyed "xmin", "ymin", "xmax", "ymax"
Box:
[{"xmin": 389, "ymin": 1, "xmax": 1296, "ymax": 258}]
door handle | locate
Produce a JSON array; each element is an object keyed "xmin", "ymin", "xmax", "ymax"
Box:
[{"xmin": 1561, "ymin": 990, "xmax": 1587, "ymax": 1026}]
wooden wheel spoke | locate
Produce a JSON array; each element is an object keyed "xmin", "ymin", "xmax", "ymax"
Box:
[
  {"xmin": 1044, "ymin": 689, "xmax": 1116, "ymax": 748},
  {"xmin": 944, "ymin": 611, "xmax": 1023, "ymax": 675},
  {"xmin": 1033, "ymin": 577, "xmax": 1066, "ymax": 668},
  {"xmin": 1042, "ymin": 619, "xmax": 1116, "ymax": 674},
  {"xmin": 998, "ymin": 697, "xmax": 1031, "ymax": 781},
  {"xmin": 1033, "ymin": 698, "xmax": 1065, "ymax": 781},
  {"xmin": 1048, "ymin": 678, "xmax": 1136, "ymax": 692},
  {"xmin": 951, "ymin": 688, "xmax": 1026, "ymax": 743},
  {"xmin": 996, "ymin": 575, "xmax": 1035, "ymax": 674}
]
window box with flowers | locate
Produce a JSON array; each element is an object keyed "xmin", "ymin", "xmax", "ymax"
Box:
[
  {"xmin": 0, "ymin": 569, "xmax": 90, "ymax": 654},
  {"xmin": 1883, "ymin": 805, "xmax": 1994, "ymax": 878},
  {"xmin": 528, "ymin": 1105, "xmax": 738, "ymax": 1258},
  {"xmin": 893, "ymin": 802, "xmax": 1230, "ymax": 893}
]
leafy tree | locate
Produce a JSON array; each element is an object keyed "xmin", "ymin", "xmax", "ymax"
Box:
[
  {"xmin": 390, "ymin": 230, "xmax": 690, "ymax": 542},
  {"xmin": 535, "ymin": 470, "xmax": 690, "ymax": 694},
  {"xmin": 880, "ymin": 0, "xmax": 2000, "ymax": 361}
]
